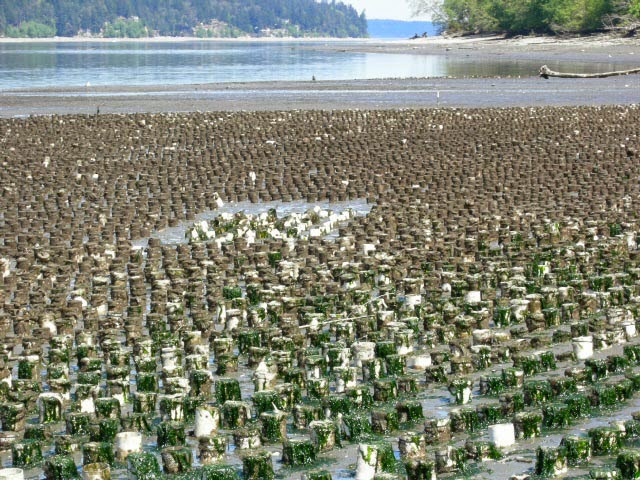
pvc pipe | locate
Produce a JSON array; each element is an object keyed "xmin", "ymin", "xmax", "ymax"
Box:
[
  {"xmin": 488, "ymin": 423, "xmax": 515, "ymax": 448},
  {"xmin": 572, "ymin": 336, "xmax": 593, "ymax": 360}
]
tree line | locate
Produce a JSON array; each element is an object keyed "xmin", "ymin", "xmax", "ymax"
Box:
[
  {"xmin": 0, "ymin": 0, "xmax": 368, "ymax": 38},
  {"xmin": 411, "ymin": 0, "xmax": 640, "ymax": 35}
]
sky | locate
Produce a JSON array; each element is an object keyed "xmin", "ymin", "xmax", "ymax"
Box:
[{"xmin": 341, "ymin": 0, "xmax": 431, "ymax": 21}]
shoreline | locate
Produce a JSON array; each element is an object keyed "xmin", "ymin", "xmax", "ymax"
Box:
[
  {"xmin": 0, "ymin": 35, "xmax": 375, "ymax": 43},
  {"xmin": 2, "ymin": 34, "xmax": 639, "ymax": 117},
  {"xmin": 0, "ymin": 31, "xmax": 637, "ymax": 47}
]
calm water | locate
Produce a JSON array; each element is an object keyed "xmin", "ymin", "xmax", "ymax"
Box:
[{"xmin": 0, "ymin": 40, "xmax": 628, "ymax": 90}]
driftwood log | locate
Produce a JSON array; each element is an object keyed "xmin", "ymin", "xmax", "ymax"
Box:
[{"xmin": 539, "ymin": 64, "xmax": 640, "ymax": 79}]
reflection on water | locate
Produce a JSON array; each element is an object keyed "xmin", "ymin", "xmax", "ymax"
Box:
[{"xmin": 0, "ymin": 41, "xmax": 631, "ymax": 90}]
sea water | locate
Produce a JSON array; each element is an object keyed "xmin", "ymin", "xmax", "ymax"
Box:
[{"xmin": 0, "ymin": 40, "xmax": 629, "ymax": 91}]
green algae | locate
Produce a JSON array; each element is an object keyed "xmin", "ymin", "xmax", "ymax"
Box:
[
  {"xmin": 97, "ymin": 417, "xmax": 120, "ymax": 442},
  {"xmin": 310, "ymin": 420, "xmax": 339, "ymax": 451},
  {"xmin": 535, "ymin": 446, "xmax": 568, "ymax": 477},
  {"xmin": 466, "ymin": 440, "xmax": 502, "ymax": 461},
  {"xmin": 183, "ymin": 397, "xmax": 205, "ymax": 423},
  {"xmin": 561, "ymin": 435, "xmax": 592, "ymax": 466},
  {"xmin": 589, "ymin": 426, "xmax": 625, "ymax": 456},
  {"xmin": 371, "ymin": 408, "xmax": 399, "ymax": 435},
  {"xmin": 322, "ymin": 395, "xmax": 355, "ymax": 416},
  {"xmin": 564, "ymin": 393, "xmax": 592, "ymax": 418},
  {"xmin": 260, "ymin": 411, "xmax": 287, "ymax": 443},
  {"xmin": 12, "ymin": 439, "xmax": 43, "ymax": 467},
  {"xmin": 0, "ymin": 402, "xmax": 25, "ymax": 431},
  {"xmin": 342, "ymin": 412, "xmax": 373, "ymax": 441},
  {"xmin": 373, "ymin": 379, "xmax": 398, "ymax": 402},
  {"xmin": 542, "ymin": 403, "xmax": 572, "ymax": 429},
  {"xmin": 523, "ymin": 380, "xmax": 554, "ymax": 406},
  {"xmin": 43, "ymin": 454, "xmax": 80, "ymax": 479},
  {"xmin": 515, "ymin": 411, "xmax": 543, "ymax": 439},
  {"xmin": 404, "ymin": 458, "xmax": 436, "ymax": 480},
  {"xmin": 476, "ymin": 403, "xmax": 504, "ymax": 426},
  {"xmin": 122, "ymin": 413, "xmax": 154, "ymax": 433},
  {"xmin": 82, "ymin": 442, "xmax": 115, "ymax": 466},
  {"xmin": 346, "ymin": 387, "xmax": 374, "ymax": 410},
  {"xmin": 162, "ymin": 446, "xmax": 192, "ymax": 474},
  {"xmin": 221, "ymin": 401, "xmax": 250, "ymax": 429},
  {"xmin": 157, "ymin": 421, "xmax": 186, "ymax": 448},
  {"xmin": 282, "ymin": 439, "xmax": 317, "ymax": 466},
  {"xmin": 133, "ymin": 393, "xmax": 157, "ymax": 414},
  {"xmin": 94, "ymin": 397, "xmax": 120, "ymax": 419},
  {"xmin": 24, "ymin": 424, "xmax": 46, "ymax": 441},
  {"xmin": 480, "ymin": 374, "xmax": 506, "ymax": 396},
  {"xmin": 385, "ymin": 355, "xmax": 405, "ymax": 376},
  {"xmin": 448, "ymin": 378, "xmax": 473, "ymax": 405},
  {"xmin": 301, "ymin": 470, "xmax": 332, "ymax": 480},
  {"xmin": 128, "ymin": 452, "xmax": 162, "ymax": 480},
  {"xmin": 375, "ymin": 341, "xmax": 397, "ymax": 359},
  {"xmin": 362, "ymin": 441, "xmax": 397, "ymax": 474},
  {"xmin": 450, "ymin": 408, "xmax": 480, "ymax": 434},
  {"xmin": 591, "ymin": 384, "xmax": 620, "ymax": 408},
  {"xmin": 396, "ymin": 401, "xmax": 424, "ymax": 423},
  {"xmin": 242, "ymin": 450, "xmax": 274, "ymax": 480},
  {"xmin": 252, "ymin": 390, "xmax": 282, "ymax": 416},
  {"xmin": 199, "ymin": 465, "xmax": 241, "ymax": 480},
  {"xmin": 215, "ymin": 379, "xmax": 241, "ymax": 404},
  {"xmin": 18, "ymin": 360, "xmax": 37, "ymax": 381},
  {"xmin": 616, "ymin": 450, "xmax": 640, "ymax": 480},
  {"xmin": 293, "ymin": 402, "xmax": 323, "ymax": 429},
  {"xmin": 307, "ymin": 379, "xmax": 330, "ymax": 399}
]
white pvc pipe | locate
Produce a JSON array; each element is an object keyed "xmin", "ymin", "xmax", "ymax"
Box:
[
  {"xmin": 194, "ymin": 406, "xmax": 220, "ymax": 438},
  {"xmin": 351, "ymin": 342, "xmax": 376, "ymax": 368},
  {"xmin": 488, "ymin": 423, "xmax": 515, "ymax": 448},
  {"xmin": 355, "ymin": 444, "xmax": 377, "ymax": 480},
  {"xmin": 408, "ymin": 353, "xmax": 432, "ymax": 370},
  {"xmin": 362, "ymin": 244, "xmax": 376, "ymax": 256},
  {"xmin": 80, "ymin": 397, "xmax": 95, "ymax": 414},
  {"xmin": 404, "ymin": 294, "xmax": 422, "ymax": 307},
  {"xmin": 623, "ymin": 320, "xmax": 637, "ymax": 339},
  {"xmin": 572, "ymin": 336, "xmax": 593, "ymax": 360},
  {"xmin": 115, "ymin": 432, "xmax": 142, "ymax": 460},
  {"xmin": 0, "ymin": 468, "xmax": 24, "ymax": 480},
  {"xmin": 465, "ymin": 290, "xmax": 482, "ymax": 304}
]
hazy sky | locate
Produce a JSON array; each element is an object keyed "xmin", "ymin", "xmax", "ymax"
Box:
[{"xmin": 342, "ymin": 0, "xmax": 431, "ymax": 21}]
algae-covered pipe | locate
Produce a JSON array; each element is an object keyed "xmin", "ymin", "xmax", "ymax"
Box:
[{"xmin": 82, "ymin": 462, "xmax": 110, "ymax": 480}]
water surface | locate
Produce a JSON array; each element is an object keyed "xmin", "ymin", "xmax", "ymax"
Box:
[{"xmin": 0, "ymin": 40, "xmax": 630, "ymax": 91}]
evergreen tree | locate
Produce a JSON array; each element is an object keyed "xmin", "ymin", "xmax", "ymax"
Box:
[{"xmin": 0, "ymin": 0, "xmax": 368, "ymax": 38}]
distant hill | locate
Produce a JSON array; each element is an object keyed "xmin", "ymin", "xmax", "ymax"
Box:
[
  {"xmin": 367, "ymin": 19, "xmax": 438, "ymax": 39},
  {"xmin": 0, "ymin": 0, "xmax": 368, "ymax": 38}
]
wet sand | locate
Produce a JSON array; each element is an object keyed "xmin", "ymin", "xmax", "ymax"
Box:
[
  {"xmin": 1, "ymin": 76, "xmax": 638, "ymax": 117},
  {"xmin": 1, "ymin": 35, "xmax": 639, "ymax": 117}
]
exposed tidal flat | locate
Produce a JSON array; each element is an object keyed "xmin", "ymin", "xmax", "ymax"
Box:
[{"xmin": 1, "ymin": 104, "xmax": 640, "ymax": 479}]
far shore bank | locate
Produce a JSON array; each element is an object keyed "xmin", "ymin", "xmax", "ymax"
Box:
[
  {"xmin": 3, "ymin": 32, "xmax": 639, "ymax": 61},
  {"xmin": 0, "ymin": 31, "xmax": 637, "ymax": 48},
  {"xmin": 0, "ymin": 35, "xmax": 373, "ymax": 43}
]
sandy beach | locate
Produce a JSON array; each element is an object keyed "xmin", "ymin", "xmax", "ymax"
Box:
[{"xmin": 1, "ymin": 34, "xmax": 639, "ymax": 116}]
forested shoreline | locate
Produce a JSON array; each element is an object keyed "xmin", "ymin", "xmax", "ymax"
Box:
[
  {"xmin": 0, "ymin": 0, "xmax": 368, "ymax": 38},
  {"xmin": 412, "ymin": 0, "xmax": 640, "ymax": 35}
]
